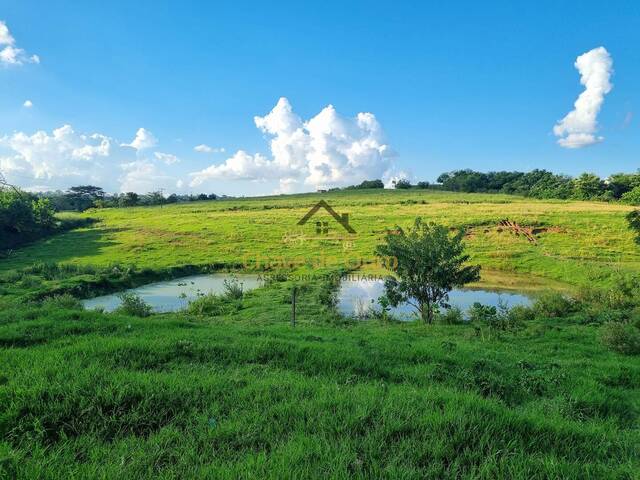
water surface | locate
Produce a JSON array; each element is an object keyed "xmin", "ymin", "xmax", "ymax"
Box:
[
  {"xmin": 337, "ymin": 277, "xmax": 532, "ymax": 320},
  {"xmin": 82, "ymin": 274, "xmax": 263, "ymax": 313}
]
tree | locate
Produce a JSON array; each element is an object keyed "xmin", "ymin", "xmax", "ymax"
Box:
[
  {"xmin": 66, "ymin": 185, "xmax": 105, "ymax": 211},
  {"xmin": 118, "ymin": 192, "xmax": 139, "ymax": 207},
  {"xmin": 416, "ymin": 181, "xmax": 430, "ymax": 189},
  {"xmin": 375, "ymin": 218, "xmax": 481, "ymax": 324},
  {"xmin": 394, "ymin": 179, "xmax": 412, "ymax": 189},
  {"xmin": 607, "ymin": 173, "xmax": 640, "ymax": 199},
  {"xmin": 572, "ymin": 173, "xmax": 604, "ymax": 200},
  {"xmin": 622, "ymin": 186, "xmax": 640, "ymax": 206}
]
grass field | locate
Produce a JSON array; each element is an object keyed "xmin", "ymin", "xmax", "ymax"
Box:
[
  {"xmin": 1, "ymin": 189, "xmax": 639, "ymax": 479},
  {"xmin": 3, "ymin": 189, "xmax": 639, "ymax": 289}
]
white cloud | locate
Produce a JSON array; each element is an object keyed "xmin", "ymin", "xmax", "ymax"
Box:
[
  {"xmin": 121, "ymin": 127, "xmax": 158, "ymax": 150},
  {"xmin": 0, "ymin": 21, "xmax": 15, "ymax": 45},
  {"xmin": 190, "ymin": 150, "xmax": 274, "ymax": 185},
  {"xmin": 0, "ymin": 125, "xmax": 116, "ymax": 189},
  {"xmin": 194, "ymin": 144, "xmax": 225, "ymax": 153},
  {"xmin": 0, "ymin": 21, "xmax": 39, "ymax": 66},
  {"xmin": 0, "ymin": 125, "xmax": 184, "ymax": 193},
  {"xmin": 119, "ymin": 160, "xmax": 177, "ymax": 193},
  {"xmin": 154, "ymin": 151, "xmax": 180, "ymax": 165},
  {"xmin": 190, "ymin": 97, "xmax": 395, "ymax": 192},
  {"xmin": 554, "ymin": 47, "xmax": 613, "ymax": 148},
  {"xmin": 22, "ymin": 100, "xmax": 33, "ymax": 108}
]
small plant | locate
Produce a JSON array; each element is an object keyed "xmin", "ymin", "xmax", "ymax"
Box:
[
  {"xmin": 467, "ymin": 303, "xmax": 497, "ymax": 323},
  {"xmin": 187, "ymin": 293, "xmax": 225, "ymax": 316},
  {"xmin": 600, "ymin": 322, "xmax": 640, "ymax": 355},
  {"xmin": 532, "ymin": 291, "xmax": 574, "ymax": 318},
  {"xmin": 223, "ymin": 276, "xmax": 244, "ymax": 300},
  {"xmin": 42, "ymin": 294, "xmax": 82, "ymax": 310},
  {"xmin": 507, "ymin": 304, "xmax": 534, "ymax": 323},
  {"xmin": 626, "ymin": 209, "xmax": 640, "ymax": 244},
  {"xmin": 376, "ymin": 295, "xmax": 393, "ymax": 322},
  {"xmin": 115, "ymin": 293, "xmax": 152, "ymax": 317},
  {"xmin": 437, "ymin": 306, "xmax": 465, "ymax": 325}
]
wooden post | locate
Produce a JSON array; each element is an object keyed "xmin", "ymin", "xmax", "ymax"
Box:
[{"xmin": 291, "ymin": 286, "xmax": 297, "ymax": 327}]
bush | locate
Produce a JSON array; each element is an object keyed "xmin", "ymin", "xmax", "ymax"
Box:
[
  {"xmin": 42, "ymin": 294, "xmax": 82, "ymax": 310},
  {"xmin": 627, "ymin": 210, "xmax": 640, "ymax": 244},
  {"xmin": 532, "ymin": 292, "xmax": 575, "ymax": 318},
  {"xmin": 507, "ymin": 304, "xmax": 534, "ymax": 323},
  {"xmin": 223, "ymin": 276, "xmax": 244, "ymax": 300},
  {"xmin": 187, "ymin": 293, "xmax": 225, "ymax": 316},
  {"xmin": 467, "ymin": 303, "xmax": 497, "ymax": 323},
  {"xmin": 394, "ymin": 179, "xmax": 412, "ymax": 189},
  {"xmin": 622, "ymin": 186, "xmax": 640, "ymax": 205},
  {"xmin": 601, "ymin": 322, "xmax": 640, "ymax": 355},
  {"xmin": 437, "ymin": 306, "xmax": 465, "ymax": 324},
  {"xmin": 115, "ymin": 293, "xmax": 152, "ymax": 317}
]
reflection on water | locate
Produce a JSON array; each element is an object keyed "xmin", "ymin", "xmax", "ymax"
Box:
[
  {"xmin": 82, "ymin": 274, "xmax": 263, "ymax": 313},
  {"xmin": 337, "ymin": 278, "xmax": 532, "ymax": 320}
]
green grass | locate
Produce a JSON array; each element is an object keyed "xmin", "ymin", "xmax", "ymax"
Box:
[
  {"xmin": 1, "ymin": 289, "xmax": 639, "ymax": 478},
  {"xmin": 1, "ymin": 189, "xmax": 639, "ymax": 478},
  {"xmin": 2, "ymin": 189, "xmax": 638, "ymax": 289}
]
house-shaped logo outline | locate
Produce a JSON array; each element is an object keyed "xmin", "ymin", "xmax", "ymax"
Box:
[{"xmin": 297, "ymin": 200, "xmax": 356, "ymax": 234}]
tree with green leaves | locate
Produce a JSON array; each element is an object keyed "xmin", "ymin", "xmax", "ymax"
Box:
[
  {"xmin": 394, "ymin": 179, "xmax": 412, "ymax": 189},
  {"xmin": 375, "ymin": 218, "xmax": 481, "ymax": 324},
  {"xmin": 572, "ymin": 173, "xmax": 604, "ymax": 200}
]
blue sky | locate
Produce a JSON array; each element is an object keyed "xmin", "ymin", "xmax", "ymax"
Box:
[{"xmin": 0, "ymin": 0, "xmax": 638, "ymax": 195}]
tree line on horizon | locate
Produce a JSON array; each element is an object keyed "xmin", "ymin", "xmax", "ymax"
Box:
[{"xmin": 340, "ymin": 169, "xmax": 640, "ymax": 204}]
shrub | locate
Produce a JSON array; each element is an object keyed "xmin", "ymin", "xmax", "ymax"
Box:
[
  {"xmin": 507, "ymin": 304, "xmax": 534, "ymax": 323},
  {"xmin": 532, "ymin": 292, "xmax": 574, "ymax": 318},
  {"xmin": 115, "ymin": 293, "xmax": 152, "ymax": 317},
  {"xmin": 621, "ymin": 186, "xmax": 640, "ymax": 205},
  {"xmin": 437, "ymin": 306, "xmax": 465, "ymax": 324},
  {"xmin": 187, "ymin": 293, "xmax": 225, "ymax": 316},
  {"xmin": 601, "ymin": 322, "xmax": 640, "ymax": 355},
  {"xmin": 394, "ymin": 179, "xmax": 412, "ymax": 189},
  {"xmin": 467, "ymin": 303, "xmax": 497, "ymax": 323},
  {"xmin": 223, "ymin": 276, "xmax": 244, "ymax": 300},
  {"xmin": 42, "ymin": 294, "xmax": 82, "ymax": 310},
  {"xmin": 627, "ymin": 210, "xmax": 640, "ymax": 244}
]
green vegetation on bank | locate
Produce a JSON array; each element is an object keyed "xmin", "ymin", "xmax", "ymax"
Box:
[{"xmin": 0, "ymin": 188, "xmax": 93, "ymax": 252}]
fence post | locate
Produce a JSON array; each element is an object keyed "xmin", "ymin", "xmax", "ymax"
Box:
[{"xmin": 291, "ymin": 286, "xmax": 297, "ymax": 327}]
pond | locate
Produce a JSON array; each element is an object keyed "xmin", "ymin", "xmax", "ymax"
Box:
[
  {"xmin": 82, "ymin": 274, "xmax": 263, "ymax": 313},
  {"xmin": 337, "ymin": 277, "xmax": 533, "ymax": 320}
]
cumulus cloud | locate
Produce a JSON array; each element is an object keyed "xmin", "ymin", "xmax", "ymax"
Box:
[
  {"xmin": 121, "ymin": 127, "xmax": 158, "ymax": 150},
  {"xmin": 0, "ymin": 21, "xmax": 13, "ymax": 45},
  {"xmin": 0, "ymin": 21, "xmax": 39, "ymax": 66},
  {"xmin": 0, "ymin": 125, "xmax": 184, "ymax": 192},
  {"xmin": 190, "ymin": 97, "xmax": 395, "ymax": 192},
  {"xmin": 554, "ymin": 47, "xmax": 613, "ymax": 148},
  {"xmin": 194, "ymin": 144, "xmax": 225, "ymax": 153},
  {"xmin": 22, "ymin": 100, "xmax": 33, "ymax": 108},
  {"xmin": 0, "ymin": 125, "xmax": 116, "ymax": 189},
  {"xmin": 154, "ymin": 152, "xmax": 180, "ymax": 165},
  {"xmin": 119, "ymin": 160, "xmax": 177, "ymax": 193}
]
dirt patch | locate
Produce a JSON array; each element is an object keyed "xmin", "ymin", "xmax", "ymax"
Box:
[{"xmin": 462, "ymin": 220, "xmax": 565, "ymax": 244}]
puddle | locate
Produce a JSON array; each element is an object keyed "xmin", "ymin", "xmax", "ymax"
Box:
[
  {"xmin": 82, "ymin": 274, "xmax": 263, "ymax": 313},
  {"xmin": 337, "ymin": 277, "xmax": 533, "ymax": 320}
]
